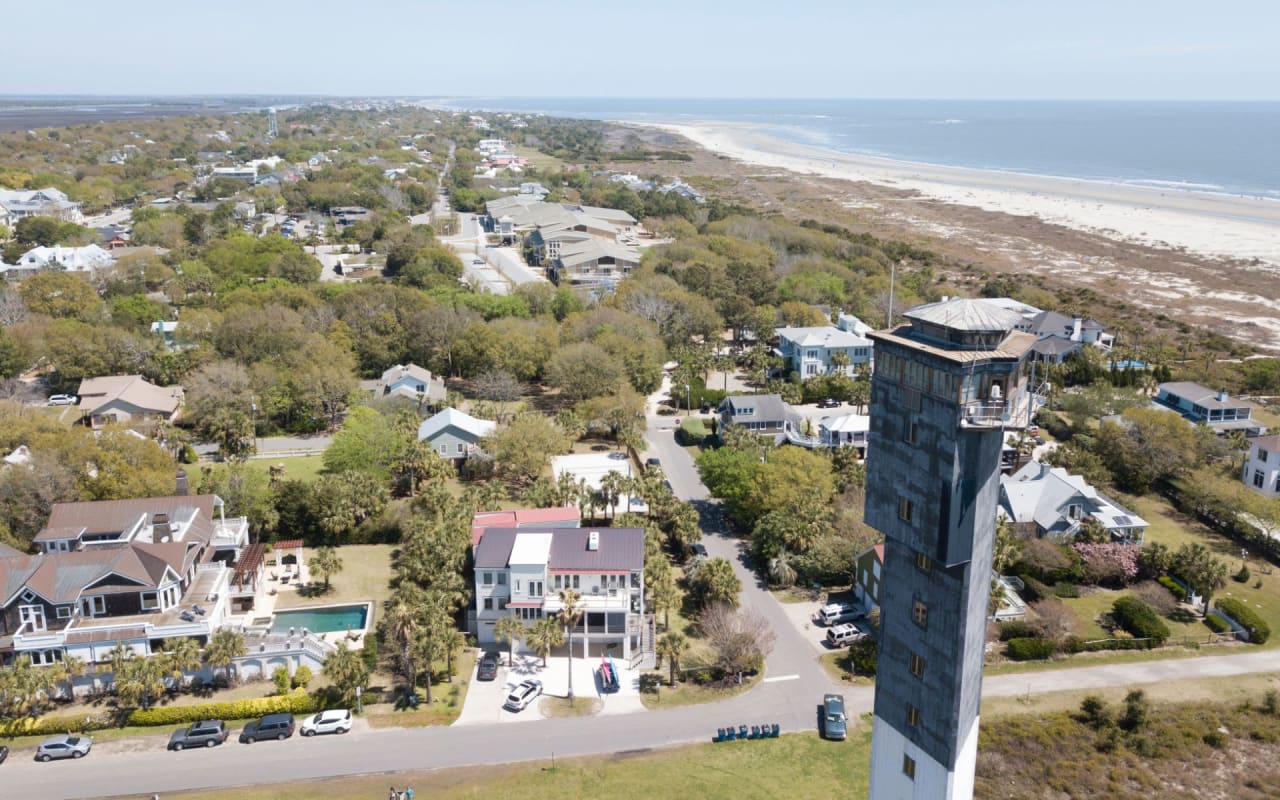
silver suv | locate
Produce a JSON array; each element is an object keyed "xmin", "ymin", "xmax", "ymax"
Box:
[
  {"xmin": 169, "ymin": 720, "xmax": 229, "ymax": 750},
  {"xmin": 36, "ymin": 734, "xmax": 92, "ymax": 761}
]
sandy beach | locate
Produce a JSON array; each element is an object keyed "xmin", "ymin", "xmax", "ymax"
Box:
[{"xmin": 640, "ymin": 121, "xmax": 1280, "ymax": 268}]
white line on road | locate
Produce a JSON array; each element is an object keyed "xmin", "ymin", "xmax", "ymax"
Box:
[{"xmin": 762, "ymin": 674, "xmax": 800, "ymax": 683}]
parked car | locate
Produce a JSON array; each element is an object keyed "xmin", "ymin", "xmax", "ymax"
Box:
[
  {"xmin": 0, "ymin": 744, "xmax": 8, "ymax": 764},
  {"xmin": 477, "ymin": 651, "xmax": 500, "ymax": 682},
  {"xmin": 689, "ymin": 543, "xmax": 708, "ymax": 559},
  {"xmin": 645, "ymin": 457, "xmax": 662, "ymax": 469},
  {"xmin": 662, "ymin": 479, "xmax": 673, "ymax": 493},
  {"xmin": 239, "ymin": 713, "xmax": 295, "ymax": 743},
  {"xmin": 817, "ymin": 397, "xmax": 841, "ymax": 409},
  {"xmin": 823, "ymin": 694, "xmax": 848, "ymax": 741},
  {"xmin": 168, "ymin": 720, "xmax": 229, "ymax": 750},
  {"xmin": 504, "ymin": 679, "xmax": 543, "ymax": 712},
  {"xmin": 700, "ymin": 401, "xmax": 712, "ymax": 414},
  {"xmin": 826, "ymin": 622, "xmax": 865, "ymax": 648},
  {"xmin": 817, "ymin": 602, "xmax": 865, "ymax": 626},
  {"xmin": 300, "ymin": 709, "xmax": 352, "ymax": 736},
  {"xmin": 47, "ymin": 394, "xmax": 76, "ymax": 406},
  {"xmin": 35, "ymin": 735, "xmax": 92, "ymax": 761}
]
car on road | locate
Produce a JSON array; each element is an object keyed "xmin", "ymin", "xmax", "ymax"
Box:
[
  {"xmin": 0, "ymin": 744, "xmax": 8, "ymax": 764},
  {"xmin": 477, "ymin": 651, "xmax": 500, "ymax": 682},
  {"xmin": 35, "ymin": 735, "xmax": 92, "ymax": 761},
  {"xmin": 689, "ymin": 543, "xmax": 708, "ymax": 559},
  {"xmin": 168, "ymin": 720, "xmax": 228, "ymax": 750},
  {"xmin": 239, "ymin": 713, "xmax": 295, "ymax": 743},
  {"xmin": 816, "ymin": 397, "xmax": 841, "ymax": 409},
  {"xmin": 47, "ymin": 394, "xmax": 77, "ymax": 406},
  {"xmin": 823, "ymin": 694, "xmax": 848, "ymax": 741},
  {"xmin": 300, "ymin": 709, "xmax": 352, "ymax": 736},
  {"xmin": 472, "ymin": 257, "xmax": 485, "ymax": 265},
  {"xmin": 662, "ymin": 479, "xmax": 673, "ymax": 493},
  {"xmin": 504, "ymin": 679, "xmax": 543, "ymax": 712},
  {"xmin": 646, "ymin": 457, "xmax": 662, "ymax": 469}
]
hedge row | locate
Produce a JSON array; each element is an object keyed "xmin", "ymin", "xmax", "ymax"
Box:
[
  {"xmin": 1205, "ymin": 612, "xmax": 1232, "ymax": 634},
  {"xmin": 1063, "ymin": 636, "xmax": 1160, "ymax": 653},
  {"xmin": 1111, "ymin": 596, "xmax": 1170, "ymax": 643},
  {"xmin": 1020, "ymin": 576, "xmax": 1080, "ymax": 602},
  {"xmin": 0, "ymin": 690, "xmax": 321, "ymax": 738},
  {"xmin": 127, "ymin": 690, "xmax": 320, "ymax": 726},
  {"xmin": 1158, "ymin": 576, "xmax": 1188, "ymax": 602},
  {"xmin": 997, "ymin": 620, "xmax": 1036, "ymax": 641},
  {"xmin": 1007, "ymin": 637, "xmax": 1055, "ymax": 661},
  {"xmin": 676, "ymin": 417, "xmax": 709, "ymax": 446},
  {"xmin": 1216, "ymin": 598, "xmax": 1271, "ymax": 644}
]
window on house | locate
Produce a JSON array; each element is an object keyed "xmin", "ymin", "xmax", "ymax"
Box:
[
  {"xmin": 907, "ymin": 704, "xmax": 920, "ymax": 727},
  {"xmin": 1275, "ymin": 474, "xmax": 1280, "ymax": 493},
  {"xmin": 912, "ymin": 600, "xmax": 928, "ymax": 628},
  {"xmin": 483, "ymin": 598, "xmax": 493, "ymax": 611},
  {"xmin": 902, "ymin": 755, "xmax": 916, "ymax": 780},
  {"xmin": 909, "ymin": 653, "xmax": 925, "ymax": 678},
  {"xmin": 457, "ymin": 443, "xmax": 464, "ymax": 454},
  {"xmin": 483, "ymin": 572, "xmax": 493, "ymax": 586},
  {"xmin": 1260, "ymin": 449, "xmax": 1269, "ymax": 463},
  {"xmin": 56, "ymin": 606, "xmax": 72, "ymax": 619},
  {"xmin": 572, "ymin": 574, "xmax": 580, "ymax": 589},
  {"xmin": 439, "ymin": 444, "xmax": 447, "ymax": 454},
  {"xmin": 554, "ymin": 575, "xmax": 562, "ymax": 589},
  {"xmin": 1067, "ymin": 504, "xmax": 1083, "ymax": 520},
  {"xmin": 497, "ymin": 598, "xmax": 507, "ymax": 610},
  {"xmin": 529, "ymin": 581, "xmax": 543, "ymax": 597},
  {"xmin": 898, "ymin": 497, "xmax": 913, "ymax": 522},
  {"xmin": 497, "ymin": 573, "xmax": 507, "ymax": 585},
  {"xmin": 915, "ymin": 552, "xmax": 932, "ymax": 573},
  {"xmin": 515, "ymin": 580, "xmax": 521, "ymax": 592},
  {"xmin": 1255, "ymin": 470, "xmax": 1266, "ymax": 488},
  {"xmin": 141, "ymin": 592, "xmax": 159, "ymax": 611},
  {"xmin": 19, "ymin": 605, "xmax": 46, "ymax": 631},
  {"xmin": 905, "ymin": 420, "xmax": 918, "ymax": 444}
]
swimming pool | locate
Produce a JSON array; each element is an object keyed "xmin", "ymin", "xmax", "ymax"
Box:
[{"xmin": 271, "ymin": 603, "xmax": 370, "ymax": 634}]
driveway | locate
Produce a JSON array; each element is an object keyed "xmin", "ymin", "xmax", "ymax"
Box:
[{"xmin": 455, "ymin": 647, "xmax": 642, "ymax": 726}]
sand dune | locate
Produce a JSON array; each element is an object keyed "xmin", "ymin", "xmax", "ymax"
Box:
[{"xmin": 641, "ymin": 121, "xmax": 1280, "ymax": 268}]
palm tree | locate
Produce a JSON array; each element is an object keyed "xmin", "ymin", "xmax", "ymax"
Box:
[
  {"xmin": 527, "ymin": 616, "xmax": 564, "ymax": 667},
  {"xmin": 557, "ymin": 588, "xmax": 584, "ymax": 701},
  {"xmin": 768, "ymin": 552, "xmax": 798, "ymax": 588},
  {"xmin": 599, "ymin": 471, "xmax": 625, "ymax": 520},
  {"xmin": 493, "ymin": 615, "xmax": 527, "ymax": 666},
  {"xmin": 383, "ymin": 586, "xmax": 423, "ymax": 691},
  {"xmin": 53, "ymin": 654, "xmax": 85, "ymax": 701},
  {"xmin": 309, "ymin": 546, "xmax": 343, "ymax": 593},
  {"xmin": 160, "ymin": 637, "xmax": 202, "ymax": 691},
  {"xmin": 442, "ymin": 628, "xmax": 468, "ymax": 682},
  {"xmin": 115, "ymin": 656, "xmax": 167, "ymax": 709},
  {"xmin": 649, "ymin": 569, "xmax": 683, "ymax": 632},
  {"xmin": 656, "ymin": 631, "xmax": 689, "ymax": 686},
  {"xmin": 322, "ymin": 642, "xmax": 369, "ymax": 707},
  {"xmin": 205, "ymin": 628, "xmax": 246, "ymax": 685}
]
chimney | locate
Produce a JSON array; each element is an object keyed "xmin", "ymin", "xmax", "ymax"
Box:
[
  {"xmin": 175, "ymin": 469, "xmax": 189, "ymax": 496},
  {"xmin": 1071, "ymin": 316, "xmax": 1083, "ymax": 342},
  {"xmin": 1218, "ymin": 388, "xmax": 1229, "ymax": 402},
  {"xmin": 587, "ymin": 531, "xmax": 599, "ymax": 551}
]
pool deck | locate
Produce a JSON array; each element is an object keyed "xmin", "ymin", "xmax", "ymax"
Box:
[{"xmin": 224, "ymin": 560, "xmax": 372, "ymax": 649}]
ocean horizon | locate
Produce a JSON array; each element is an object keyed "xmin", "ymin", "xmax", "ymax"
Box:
[{"xmin": 438, "ymin": 97, "xmax": 1280, "ymax": 201}]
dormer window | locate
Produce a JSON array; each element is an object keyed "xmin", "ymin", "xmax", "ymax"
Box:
[{"xmin": 21, "ymin": 590, "xmax": 36, "ymax": 603}]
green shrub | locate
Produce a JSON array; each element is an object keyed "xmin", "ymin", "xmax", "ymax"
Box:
[
  {"xmin": 1235, "ymin": 565, "xmax": 1251, "ymax": 583},
  {"xmin": 1063, "ymin": 636, "xmax": 1160, "ymax": 653},
  {"xmin": 1158, "ymin": 576, "xmax": 1188, "ymax": 601},
  {"xmin": 127, "ymin": 689, "xmax": 319, "ymax": 727},
  {"xmin": 639, "ymin": 673, "xmax": 661, "ymax": 694},
  {"xmin": 1215, "ymin": 598, "xmax": 1271, "ymax": 644},
  {"xmin": 292, "ymin": 665, "xmax": 313, "ymax": 689},
  {"xmin": 848, "ymin": 637, "xmax": 878, "ymax": 676},
  {"xmin": 1111, "ymin": 596, "xmax": 1170, "ymax": 643},
  {"xmin": 1052, "ymin": 582, "xmax": 1081, "ymax": 598},
  {"xmin": 1019, "ymin": 576, "xmax": 1051, "ymax": 602},
  {"xmin": 676, "ymin": 416, "xmax": 708, "ymax": 446},
  {"xmin": 1007, "ymin": 637, "xmax": 1055, "ymax": 661},
  {"xmin": 1205, "ymin": 612, "xmax": 1232, "ymax": 634},
  {"xmin": 273, "ymin": 666, "xmax": 292, "ymax": 696},
  {"xmin": 998, "ymin": 620, "xmax": 1036, "ymax": 641},
  {"xmin": 0, "ymin": 713, "xmax": 115, "ymax": 738}
]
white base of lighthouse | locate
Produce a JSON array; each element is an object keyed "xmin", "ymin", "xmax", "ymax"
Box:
[{"xmin": 867, "ymin": 713, "xmax": 979, "ymax": 800}]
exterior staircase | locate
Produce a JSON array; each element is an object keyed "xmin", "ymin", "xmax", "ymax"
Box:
[{"xmin": 630, "ymin": 614, "xmax": 657, "ymax": 669}]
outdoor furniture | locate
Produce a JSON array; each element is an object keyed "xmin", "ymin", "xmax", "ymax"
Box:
[
  {"xmin": 724, "ymin": 726, "xmax": 736, "ymax": 741},
  {"xmin": 749, "ymin": 725, "xmax": 760, "ymax": 740},
  {"xmin": 771, "ymin": 724, "xmax": 780, "ymax": 737},
  {"xmin": 179, "ymin": 610, "xmax": 195, "ymax": 622},
  {"xmin": 192, "ymin": 604, "xmax": 206, "ymax": 616},
  {"xmin": 738, "ymin": 725, "xmax": 749, "ymax": 740},
  {"xmin": 714, "ymin": 728, "xmax": 726, "ymax": 743}
]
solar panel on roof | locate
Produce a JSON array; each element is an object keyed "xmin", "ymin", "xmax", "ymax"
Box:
[{"xmin": 1114, "ymin": 516, "xmax": 1131, "ymax": 525}]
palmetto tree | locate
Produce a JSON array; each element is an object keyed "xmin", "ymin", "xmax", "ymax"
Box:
[
  {"xmin": 557, "ymin": 588, "xmax": 584, "ymax": 701},
  {"xmin": 160, "ymin": 637, "xmax": 202, "ymax": 691},
  {"xmin": 322, "ymin": 641, "xmax": 369, "ymax": 707},
  {"xmin": 309, "ymin": 546, "xmax": 343, "ymax": 593},
  {"xmin": 527, "ymin": 616, "xmax": 564, "ymax": 667},
  {"xmin": 599, "ymin": 471, "xmax": 626, "ymax": 520},
  {"xmin": 383, "ymin": 585, "xmax": 424, "ymax": 692},
  {"xmin": 656, "ymin": 631, "xmax": 689, "ymax": 686},
  {"xmin": 205, "ymin": 628, "xmax": 246, "ymax": 685},
  {"xmin": 493, "ymin": 615, "xmax": 527, "ymax": 666}
]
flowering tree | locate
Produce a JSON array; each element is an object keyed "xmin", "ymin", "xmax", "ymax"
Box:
[{"xmin": 1073, "ymin": 542, "xmax": 1140, "ymax": 587}]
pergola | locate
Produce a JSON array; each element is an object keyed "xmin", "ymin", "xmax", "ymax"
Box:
[{"xmin": 273, "ymin": 539, "xmax": 305, "ymax": 580}]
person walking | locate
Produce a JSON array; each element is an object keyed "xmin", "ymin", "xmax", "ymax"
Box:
[
  {"xmin": 405, "ymin": 789, "xmax": 415, "ymax": 800},
  {"xmin": 389, "ymin": 787, "xmax": 399, "ymax": 800}
]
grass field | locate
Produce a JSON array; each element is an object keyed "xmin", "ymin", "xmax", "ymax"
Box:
[
  {"xmin": 639, "ymin": 673, "xmax": 759, "ymax": 710},
  {"xmin": 199, "ymin": 454, "xmax": 327, "ymax": 486},
  {"xmin": 146, "ymin": 728, "xmax": 872, "ymax": 800},
  {"xmin": 273, "ymin": 544, "xmax": 395, "ymax": 610}
]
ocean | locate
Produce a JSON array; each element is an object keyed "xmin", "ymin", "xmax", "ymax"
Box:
[{"xmin": 438, "ymin": 97, "xmax": 1280, "ymax": 201}]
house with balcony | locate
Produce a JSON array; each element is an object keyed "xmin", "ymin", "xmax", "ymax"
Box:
[
  {"xmin": 1016, "ymin": 310, "xmax": 1114, "ymax": 364},
  {"xmin": 718, "ymin": 394, "xmax": 799, "ymax": 439},
  {"xmin": 1242, "ymin": 435, "xmax": 1280, "ymax": 498},
  {"xmin": 0, "ymin": 493, "xmax": 252, "ymax": 668},
  {"xmin": 472, "ymin": 527, "xmax": 650, "ymax": 663},
  {"xmin": 775, "ymin": 322, "xmax": 873, "ymax": 378},
  {"xmin": 999, "ymin": 460, "xmax": 1148, "ymax": 544},
  {"xmin": 1154, "ymin": 381, "xmax": 1263, "ymax": 437}
]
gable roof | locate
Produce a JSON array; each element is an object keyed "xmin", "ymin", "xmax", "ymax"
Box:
[
  {"xmin": 472, "ymin": 506, "xmax": 580, "ymax": 547},
  {"xmin": 549, "ymin": 527, "xmax": 644, "ymax": 572},
  {"xmin": 1000, "ymin": 461, "xmax": 1147, "ymax": 535},
  {"xmin": 76, "ymin": 375, "xmax": 183, "ymax": 416},
  {"xmin": 1158, "ymin": 381, "xmax": 1258, "ymax": 411},
  {"xmin": 417, "ymin": 407, "xmax": 496, "ymax": 442},
  {"xmin": 777, "ymin": 325, "xmax": 872, "ymax": 349},
  {"xmin": 720, "ymin": 394, "xmax": 796, "ymax": 423},
  {"xmin": 38, "ymin": 494, "xmax": 219, "ymax": 544},
  {"xmin": 1249, "ymin": 435, "xmax": 1280, "ymax": 455},
  {"xmin": 379, "ymin": 363, "xmax": 437, "ymax": 387}
]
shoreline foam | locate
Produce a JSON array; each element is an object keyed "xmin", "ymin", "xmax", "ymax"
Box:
[{"xmin": 629, "ymin": 120, "xmax": 1280, "ymax": 267}]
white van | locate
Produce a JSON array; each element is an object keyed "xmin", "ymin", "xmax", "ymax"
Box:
[
  {"xmin": 818, "ymin": 602, "xmax": 864, "ymax": 627},
  {"xmin": 826, "ymin": 623, "xmax": 864, "ymax": 648}
]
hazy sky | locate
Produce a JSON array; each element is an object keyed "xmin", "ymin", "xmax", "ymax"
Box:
[{"xmin": 5, "ymin": 0, "xmax": 1278, "ymax": 99}]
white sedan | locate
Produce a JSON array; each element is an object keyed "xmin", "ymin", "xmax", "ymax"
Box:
[
  {"xmin": 504, "ymin": 679, "xmax": 543, "ymax": 712},
  {"xmin": 300, "ymin": 709, "xmax": 352, "ymax": 736}
]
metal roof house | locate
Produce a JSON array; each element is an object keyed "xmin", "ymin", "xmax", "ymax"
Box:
[
  {"xmin": 417, "ymin": 408, "xmax": 496, "ymax": 462},
  {"xmin": 1154, "ymin": 381, "xmax": 1263, "ymax": 436},
  {"xmin": 1000, "ymin": 460, "xmax": 1148, "ymax": 544}
]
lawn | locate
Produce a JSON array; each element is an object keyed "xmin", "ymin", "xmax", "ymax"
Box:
[
  {"xmin": 639, "ymin": 673, "xmax": 759, "ymax": 710},
  {"xmin": 273, "ymin": 544, "xmax": 395, "ymax": 609},
  {"xmin": 364, "ymin": 650, "xmax": 476, "ymax": 729},
  {"xmin": 200, "ymin": 454, "xmax": 327, "ymax": 486},
  {"xmin": 511, "ymin": 145, "xmax": 565, "ymax": 174},
  {"xmin": 1059, "ymin": 587, "xmax": 1210, "ymax": 641},
  {"xmin": 143, "ymin": 729, "xmax": 871, "ymax": 800}
]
